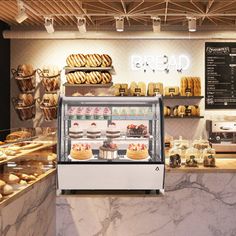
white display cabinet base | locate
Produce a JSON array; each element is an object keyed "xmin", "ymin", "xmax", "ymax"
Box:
[{"xmin": 58, "ymin": 164, "xmax": 164, "ymax": 190}]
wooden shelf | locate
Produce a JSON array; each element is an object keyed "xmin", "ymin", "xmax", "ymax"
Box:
[
  {"xmin": 165, "ymin": 116, "xmax": 204, "ymax": 119},
  {"xmin": 64, "ymin": 66, "xmax": 114, "ymax": 74},
  {"xmin": 163, "ymin": 96, "xmax": 204, "ymax": 99},
  {"xmin": 63, "ymin": 82, "xmax": 113, "ymax": 88}
]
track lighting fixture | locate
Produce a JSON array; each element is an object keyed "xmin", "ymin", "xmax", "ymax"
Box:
[
  {"xmin": 115, "ymin": 17, "xmax": 124, "ymax": 32},
  {"xmin": 15, "ymin": 0, "xmax": 28, "ymax": 23},
  {"xmin": 77, "ymin": 17, "xmax": 87, "ymax": 33},
  {"xmin": 187, "ymin": 17, "xmax": 197, "ymax": 32},
  {"xmin": 44, "ymin": 17, "xmax": 54, "ymax": 34},
  {"xmin": 151, "ymin": 17, "xmax": 161, "ymax": 33}
]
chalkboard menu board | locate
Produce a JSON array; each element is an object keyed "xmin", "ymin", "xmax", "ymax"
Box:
[{"xmin": 205, "ymin": 42, "xmax": 236, "ymax": 109}]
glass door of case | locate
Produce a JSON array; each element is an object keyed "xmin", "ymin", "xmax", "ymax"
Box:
[{"xmin": 58, "ymin": 96, "xmax": 164, "ymax": 164}]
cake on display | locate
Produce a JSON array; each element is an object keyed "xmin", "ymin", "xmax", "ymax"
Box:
[
  {"xmin": 126, "ymin": 144, "xmax": 149, "ymax": 160},
  {"xmin": 99, "ymin": 141, "xmax": 118, "ymax": 160},
  {"xmin": 69, "ymin": 123, "xmax": 83, "ymax": 139},
  {"xmin": 86, "ymin": 123, "xmax": 101, "ymax": 139},
  {"xmin": 127, "ymin": 124, "xmax": 148, "ymax": 137},
  {"xmin": 70, "ymin": 143, "xmax": 93, "ymax": 160},
  {"xmin": 106, "ymin": 122, "xmax": 120, "ymax": 138}
]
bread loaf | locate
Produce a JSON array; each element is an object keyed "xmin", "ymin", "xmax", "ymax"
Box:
[
  {"xmin": 148, "ymin": 82, "xmax": 163, "ymax": 96},
  {"xmin": 86, "ymin": 71, "xmax": 102, "ymax": 84},
  {"xmin": 101, "ymin": 54, "xmax": 112, "ymax": 67},
  {"xmin": 101, "ymin": 72, "xmax": 112, "ymax": 84},
  {"xmin": 17, "ymin": 64, "xmax": 34, "ymax": 77},
  {"xmin": 86, "ymin": 54, "xmax": 102, "ymax": 67},
  {"xmin": 164, "ymin": 87, "xmax": 179, "ymax": 96}
]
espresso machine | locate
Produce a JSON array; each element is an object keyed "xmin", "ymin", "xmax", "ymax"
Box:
[{"xmin": 206, "ymin": 120, "xmax": 236, "ymax": 153}]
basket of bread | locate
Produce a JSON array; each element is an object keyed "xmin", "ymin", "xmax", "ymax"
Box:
[
  {"xmin": 12, "ymin": 93, "xmax": 36, "ymax": 121},
  {"xmin": 11, "ymin": 64, "xmax": 36, "ymax": 93},
  {"xmin": 38, "ymin": 94, "xmax": 58, "ymax": 121},
  {"xmin": 37, "ymin": 66, "xmax": 61, "ymax": 92}
]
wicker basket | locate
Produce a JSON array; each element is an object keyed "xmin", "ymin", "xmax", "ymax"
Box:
[
  {"xmin": 39, "ymin": 104, "xmax": 58, "ymax": 121},
  {"xmin": 12, "ymin": 69, "xmax": 36, "ymax": 93}
]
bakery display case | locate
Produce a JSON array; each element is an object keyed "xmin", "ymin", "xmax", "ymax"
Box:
[
  {"xmin": 58, "ymin": 96, "xmax": 165, "ymax": 191},
  {"xmin": 0, "ymin": 128, "xmax": 57, "ymax": 205}
]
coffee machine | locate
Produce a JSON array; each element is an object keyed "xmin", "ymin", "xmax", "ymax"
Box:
[{"xmin": 206, "ymin": 120, "xmax": 236, "ymax": 153}]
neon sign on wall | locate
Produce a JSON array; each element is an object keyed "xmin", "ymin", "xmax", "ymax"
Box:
[{"xmin": 131, "ymin": 54, "xmax": 190, "ymax": 73}]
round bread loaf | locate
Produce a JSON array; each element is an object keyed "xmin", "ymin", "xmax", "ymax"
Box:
[
  {"xmin": 73, "ymin": 71, "xmax": 87, "ymax": 84},
  {"xmin": 86, "ymin": 71, "xmax": 102, "ymax": 84},
  {"xmin": 101, "ymin": 72, "xmax": 112, "ymax": 84},
  {"xmin": 101, "ymin": 54, "xmax": 112, "ymax": 67},
  {"xmin": 17, "ymin": 64, "xmax": 34, "ymax": 77},
  {"xmin": 86, "ymin": 54, "xmax": 102, "ymax": 67}
]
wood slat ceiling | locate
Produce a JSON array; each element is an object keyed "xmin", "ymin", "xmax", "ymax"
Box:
[{"xmin": 0, "ymin": 0, "xmax": 236, "ymax": 30}]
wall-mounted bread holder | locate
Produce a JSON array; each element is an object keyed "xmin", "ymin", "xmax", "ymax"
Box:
[
  {"xmin": 37, "ymin": 99, "xmax": 58, "ymax": 121},
  {"xmin": 11, "ymin": 69, "xmax": 36, "ymax": 93},
  {"xmin": 37, "ymin": 69, "xmax": 61, "ymax": 92}
]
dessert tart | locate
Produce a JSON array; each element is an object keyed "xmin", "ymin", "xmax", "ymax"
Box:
[
  {"xmin": 126, "ymin": 144, "xmax": 149, "ymax": 160},
  {"xmin": 87, "ymin": 123, "xmax": 101, "ymax": 139},
  {"xmin": 106, "ymin": 122, "xmax": 120, "ymax": 139},
  {"xmin": 70, "ymin": 143, "xmax": 93, "ymax": 160},
  {"xmin": 69, "ymin": 123, "xmax": 83, "ymax": 139},
  {"xmin": 127, "ymin": 124, "xmax": 148, "ymax": 137},
  {"xmin": 99, "ymin": 141, "xmax": 118, "ymax": 160}
]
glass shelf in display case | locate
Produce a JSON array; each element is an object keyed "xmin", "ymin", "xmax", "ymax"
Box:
[{"xmin": 58, "ymin": 96, "xmax": 165, "ymax": 191}]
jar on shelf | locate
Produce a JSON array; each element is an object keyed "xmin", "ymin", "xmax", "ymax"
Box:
[
  {"xmin": 192, "ymin": 137, "xmax": 210, "ymax": 163},
  {"xmin": 168, "ymin": 147, "xmax": 182, "ymax": 168},
  {"xmin": 11, "ymin": 66, "xmax": 36, "ymax": 93},
  {"xmin": 37, "ymin": 68, "xmax": 61, "ymax": 92},
  {"xmin": 203, "ymin": 148, "xmax": 216, "ymax": 167},
  {"xmin": 185, "ymin": 147, "xmax": 199, "ymax": 167}
]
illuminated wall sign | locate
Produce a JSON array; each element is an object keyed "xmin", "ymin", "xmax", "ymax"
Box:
[{"xmin": 131, "ymin": 54, "xmax": 190, "ymax": 73}]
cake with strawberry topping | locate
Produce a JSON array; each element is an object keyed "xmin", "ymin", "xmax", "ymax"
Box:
[
  {"xmin": 87, "ymin": 122, "xmax": 101, "ymax": 139},
  {"xmin": 69, "ymin": 123, "xmax": 83, "ymax": 139},
  {"xmin": 127, "ymin": 124, "xmax": 148, "ymax": 137},
  {"xmin": 70, "ymin": 143, "xmax": 93, "ymax": 160},
  {"xmin": 99, "ymin": 141, "xmax": 118, "ymax": 159},
  {"xmin": 106, "ymin": 122, "xmax": 120, "ymax": 138},
  {"xmin": 126, "ymin": 143, "xmax": 149, "ymax": 160}
]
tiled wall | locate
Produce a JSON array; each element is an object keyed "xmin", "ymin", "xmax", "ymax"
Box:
[{"xmin": 10, "ymin": 39, "xmax": 236, "ymax": 140}]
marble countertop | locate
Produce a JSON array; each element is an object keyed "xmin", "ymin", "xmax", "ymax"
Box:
[{"xmin": 166, "ymin": 158, "xmax": 236, "ymax": 173}]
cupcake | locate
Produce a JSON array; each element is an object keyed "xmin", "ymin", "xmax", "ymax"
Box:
[
  {"xmin": 76, "ymin": 107, "xmax": 85, "ymax": 120},
  {"xmin": 85, "ymin": 107, "xmax": 93, "ymax": 119},
  {"xmin": 103, "ymin": 107, "xmax": 111, "ymax": 120},
  {"xmin": 67, "ymin": 107, "xmax": 77, "ymax": 119},
  {"xmin": 94, "ymin": 107, "xmax": 103, "ymax": 120}
]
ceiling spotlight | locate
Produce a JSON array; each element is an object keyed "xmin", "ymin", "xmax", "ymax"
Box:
[
  {"xmin": 151, "ymin": 17, "xmax": 161, "ymax": 32},
  {"xmin": 44, "ymin": 17, "xmax": 54, "ymax": 34},
  {"xmin": 15, "ymin": 0, "xmax": 28, "ymax": 23},
  {"xmin": 115, "ymin": 17, "xmax": 124, "ymax": 32},
  {"xmin": 77, "ymin": 17, "xmax": 87, "ymax": 33},
  {"xmin": 187, "ymin": 17, "xmax": 197, "ymax": 32}
]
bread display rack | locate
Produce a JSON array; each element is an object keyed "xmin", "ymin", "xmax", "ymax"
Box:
[{"xmin": 58, "ymin": 96, "xmax": 165, "ymax": 192}]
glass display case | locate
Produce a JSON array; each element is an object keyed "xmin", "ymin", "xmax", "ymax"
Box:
[
  {"xmin": 58, "ymin": 96, "xmax": 165, "ymax": 190},
  {"xmin": 0, "ymin": 128, "xmax": 56, "ymax": 205}
]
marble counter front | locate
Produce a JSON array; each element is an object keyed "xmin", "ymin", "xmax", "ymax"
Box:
[{"xmin": 56, "ymin": 159, "xmax": 236, "ymax": 236}]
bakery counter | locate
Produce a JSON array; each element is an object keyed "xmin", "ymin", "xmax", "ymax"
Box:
[
  {"xmin": 0, "ymin": 169, "xmax": 56, "ymax": 236},
  {"xmin": 166, "ymin": 158, "xmax": 236, "ymax": 173}
]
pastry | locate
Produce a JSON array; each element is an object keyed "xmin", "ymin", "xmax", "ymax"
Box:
[
  {"xmin": 69, "ymin": 123, "xmax": 83, "ymax": 139},
  {"xmin": 185, "ymin": 105, "xmax": 197, "ymax": 116},
  {"xmin": 17, "ymin": 64, "xmax": 34, "ymax": 77},
  {"xmin": 148, "ymin": 82, "xmax": 163, "ymax": 96},
  {"xmin": 101, "ymin": 54, "xmax": 112, "ymax": 67},
  {"xmin": 169, "ymin": 154, "xmax": 181, "ymax": 168},
  {"xmin": 86, "ymin": 123, "xmax": 101, "ymax": 139},
  {"xmin": 72, "ymin": 92, "xmax": 83, "ymax": 96},
  {"xmin": 1, "ymin": 184, "xmax": 14, "ymax": 195},
  {"xmin": 106, "ymin": 122, "xmax": 120, "ymax": 138},
  {"xmin": 0, "ymin": 151, "xmax": 7, "ymax": 161},
  {"xmin": 101, "ymin": 72, "xmax": 112, "ymax": 84},
  {"xmin": 5, "ymin": 131, "xmax": 32, "ymax": 143},
  {"xmin": 19, "ymin": 180, "xmax": 27, "ymax": 186},
  {"xmin": 4, "ymin": 174, "xmax": 20, "ymax": 184},
  {"xmin": 177, "ymin": 105, "xmax": 186, "ymax": 117},
  {"xmin": 99, "ymin": 140, "xmax": 118, "ymax": 159},
  {"xmin": 0, "ymin": 180, "xmax": 6, "ymax": 189},
  {"xmin": 86, "ymin": 54, "xmax": 102, "ymax": 67},
  {"xmin": 164, "ymin": 87, "xmax": 179, "ymax": 96},
  {"xmin": 126, "ymin": 144, "xmax": 149, "ymax": 160},
  {"xmin": 164, "ymin": 106, "xmax": 171, "ymax": 116},
  {"xmin": 103, "ymin": 107, "xmax": 111, "ymax": 119},
  {"xmin": 70, "ymin": 143, "xmax": 93, "ymax": 160},
  {"xmin": 113, "ymin": 84, "xmax": 129, "ymax": 96},
  {"xmin": 127, "ymin": 124, "xmax": 148, "ymax": 137},
  {"xmin": 86, "ymin": 71, "xmax": 102, "ymax": 84},
  {"xmin": 17, "ymin": 93, "xmax": 34, "ymax": 107},
  {"xmin": 66, "ymin": 54, "xmax": 86, "ymax": 67},
  {"xmin": 129, "ymin": 82, "xmax": 146, "ymax": 96}
]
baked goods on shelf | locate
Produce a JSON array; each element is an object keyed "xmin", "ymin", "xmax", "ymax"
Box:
[
  {"xmin": 101, "ymin": 72, "xmax": 112, "ymax": 84},
  {"xmin": 66, "ymin": 54, "xmax": 87, "ymax": 67},
  {"xmin": 127, "ymin": 124, "xmax": 148, "ymax": 137},
  {"xmin": 180, "ymin": 76, "xmax": 201, "ymax": 96},
  {"xmin": 193, "ymin": 137, "xmax": 209, "ymax": 150},
  {"xmin": 86, "ymin": 54, "xmax": 102, "ymax": 67},
  {"xmin": 1, "ymin": 184, "xmax": 14, "ymax": 195},
  {"xmin": 66, "ymin": 71, "xmax": 87, "ymax": 84},
  {"xmin": 86, "ymin": 71, "xmax": 102, "ymax": 84},
  {"xmin": 39, "ymin": 94, "xmax": 58, "ymax": 120},
  {"xmin": 0, "ymin": 180, "xmax": 6, "ymax": 189},
  {"xmin": 106, "ymin": 122, "xmax": 120, "ymax": 138},
  {"xmin": 101, "ymin": 54, "xmax": 112, "ymax": 67},
  {"xmin": 99, "ymin": 140, "xmax": 118, "ymax": 159},
  {"xmin": 0, "ymin": 151, "xmax": 7, "ymax": 161},
  {"xmin": 5, "ymin": 131, "xmax": 32, "ymax": 143},
  {"xmin": 126, "ymin": 144, "xmax": 149, "ymax": 160},
  {"xmin": 185, "ymin": 155, "xmax": 198, "ymax": 167},
  {"xmin": 69, "ymin": 123, "xmax": 83, "ymax": 139},
  {"xmin": 129, "ymin": 82, "xmax": 146, "ymax": 96},
  {"xmin": 16, "ymin": 64, "xmax": 34, "ymax": 77},
  {"xmin": 17, "ymin": 94, "xmax": 34, "ymax": 107},
  {"xmin": 113, "ymin": 84, "xmax": 129, "ymax": 96},
  {"xmin": 87, "ymin": 123, "xmax": 101, "ymax": 139},
  {"xmin": 148, "ymin": 82, "xmax": 163, "ymax": 96},
  {"xmin": 203, "ymin": 148, "xmax": 216, "ymax": 167},
  {"xmin": 173, "ymin": 105, "xmax": 186, "ymax": 117},
  {"xmin": 70, "ymin": 143, "xmax": 93, "ymax": 160},
  {"xmin": 164, "ymin": 87, "xmax": 179, "ymax": 96},
  {"xmin": 164, "ymin": 106, "xmax": 171, "ymax": 117},
  {"xmin": 169, "ymin": 154, "xmax": 181, "ymax": 168}
]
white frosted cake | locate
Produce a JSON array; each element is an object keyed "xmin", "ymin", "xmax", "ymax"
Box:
[
  {"xmin": 87, "ymin": 123, "xmax": 101, "ymax": 139},
  {"xmin": 69, "ymin": 123, "xmax": 83, "ymax": 139},
  {"xmin": 106, "ymin": 122, "xmax": 120, "ymax": 138}
]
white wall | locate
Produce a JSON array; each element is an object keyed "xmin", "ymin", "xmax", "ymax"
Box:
[{"xmin": 10, "ymin": 39, "xmax": 236, "ymax": 140}]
